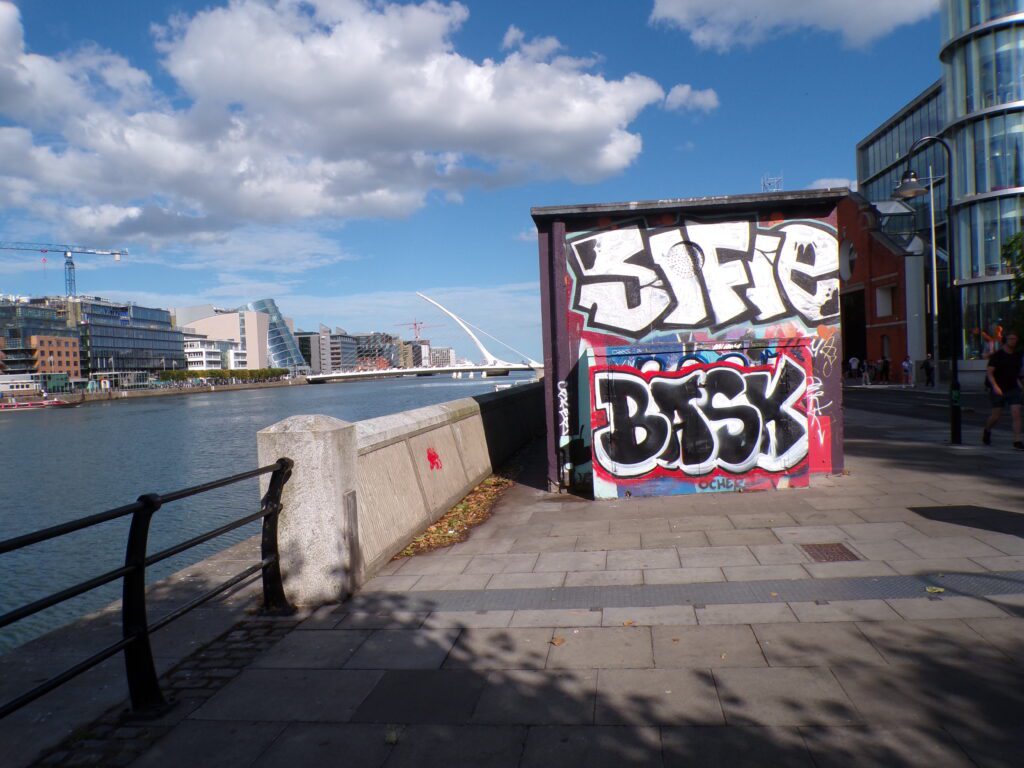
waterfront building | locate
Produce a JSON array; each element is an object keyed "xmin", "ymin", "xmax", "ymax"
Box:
[
  {"xmin": 239, "ymin": 299, "xmax": 309, "ymax": 373},
  {"xmin": 178, "ymin": 308, "xmax": 270, "ymax": 370},
  {"xmin": 296, "ymin": 326, "xmax": 358, "ymax": 374},
  {"xmin": 354, "ymin": 332, "xmax": 400, "ymax": 369},
  {"xmin": 294, "ymin": 329, "xmax": 325, "ymax": 373},
  {"xmin": 855, "ymin": 0, "xmax": 1024, "ymax": 380},
  {"xmin": 411, "ymin": 341, "xmax": 431, "ymax": 368},
  {"xmin": 182, "ymin": 333, "xmax": 247, "ymax": 371},
  {"xmin": 430, "ymin": 346, "xmax": 456, "ymax": 368},
  {"xmin": 0, "ymin": 298, "xmax": 82, "ymax": 379},
  {"xmin": 398, "ymin": 340, "xmax": 414, "ymax": 369},
  {"xmin": 44, "ymin": 296, "xmax": 185, "ymax": 375}
]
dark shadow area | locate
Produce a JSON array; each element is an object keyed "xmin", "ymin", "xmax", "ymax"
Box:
[
  {"xmin": 472, "ymin": 384, "xmax": 547, "ymax": 492},
  {"xmin": 909, "ymin": 505, "xmax": 1024, "ymax": 537}
]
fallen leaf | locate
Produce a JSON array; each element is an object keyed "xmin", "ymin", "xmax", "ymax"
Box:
[
  {"xmin": 550, "ymin": 636, "xmax": 566, "ymax": 646},
  {"xmin": 769, "ymin": 592, "xmax": 779, "ymax": 598},
  {"xmin": 672, "ymin": 638, "xmax": 680, "ymax": 644},
  {"xmin": 925, "ymin": 586, "xmax": 945, "ymax": 594},
  {"xmin": 720, "ymin": 653, "xmax": 727, "ymax": 660},
  {"xmin": 622, "ymin": 620, "xmax": 636, "ymax": 627}
]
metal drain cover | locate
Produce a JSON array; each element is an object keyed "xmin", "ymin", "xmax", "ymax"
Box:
[{"xmin": 800, "ymin": 543, "xmax": 860, "ymax": 562}]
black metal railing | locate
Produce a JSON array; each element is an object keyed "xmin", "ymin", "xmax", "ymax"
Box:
[{"xmin": 0, "ymin": 457, "xmax": 295, "ymax": 719}]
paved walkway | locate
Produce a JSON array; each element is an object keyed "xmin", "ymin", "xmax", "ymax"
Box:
[{"xmin": 24, "ymin": 404, "xmax": 1024, "ymax": 766}]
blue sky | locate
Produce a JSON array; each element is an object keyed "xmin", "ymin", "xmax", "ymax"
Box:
[{"xmin": 1, "ymin": 0, "xmax": 941, "ymax": 361}]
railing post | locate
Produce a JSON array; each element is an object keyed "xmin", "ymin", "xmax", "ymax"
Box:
[
  {"xmin": 260, "ymin": 458, "xmax": 296, "ymax": 616},
  {"xmin": 122, "ymin": 493, "xmax": 169, "ymax": 716}
]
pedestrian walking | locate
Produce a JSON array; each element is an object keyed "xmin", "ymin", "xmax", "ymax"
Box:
[
  {"xmin": 879, "ymin": 357, "xmax": 890, "ymax": 384},
  {"xmin": 922, "ymin": 354, "xmax": 935, "ymax": 387},
  {"xmin": 849, "ymin": 356, "xmax": 860, "ymax": 380},
  {"xmin": 901, "ymin": 356, "xmax": 914, "ymax": 388},
  {"xmin": 982, "ymin": 332, "xmax": 1023, "ymax": 449},
  {"xmin": 861, "ymin": 360, "xmax": 871, "ymax": 386}
]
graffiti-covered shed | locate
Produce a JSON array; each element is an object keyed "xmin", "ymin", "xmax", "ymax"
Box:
[{"xmin": 533, "ymin": 190, "xmax": 854, "ymax": 499}]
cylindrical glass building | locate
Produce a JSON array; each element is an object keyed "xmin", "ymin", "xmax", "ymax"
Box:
[{"xmin": 942, "ymin": 0, "xmax": 1024, "ymax": 358}]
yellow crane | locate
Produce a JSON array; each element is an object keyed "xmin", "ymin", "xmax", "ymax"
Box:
[{"xmin": 0, "ymin": 241, "xmax": 126, "ymax": 297}]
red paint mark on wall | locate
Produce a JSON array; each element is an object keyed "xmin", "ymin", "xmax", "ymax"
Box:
[{"xmin": 427, "ymin": 448, "xmax": 443, "ymax": 471}]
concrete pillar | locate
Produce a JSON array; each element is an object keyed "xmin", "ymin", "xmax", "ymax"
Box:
[{"xmin": 257, "ymin": 414, "xmax": 357, "ymax": 606}]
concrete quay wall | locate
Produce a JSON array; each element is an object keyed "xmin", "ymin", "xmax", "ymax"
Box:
[{"xmin": 258, "ymin": 382, "xmax": 544, "ymax": 605}]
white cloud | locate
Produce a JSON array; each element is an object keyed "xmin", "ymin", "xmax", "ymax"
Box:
[
  {"xmin": 0, "ymin": 1, "xmax": 665, "ymax": 248},
  {"xmin": 664, "ymin": 84, "xmax": 719, "ymax": 112},
  {"xmin": 650, "ymin": 0, "xmax": 939, "ymax": 51},
  {"xmin": 808, "ymin": 177, "xmax": 856, "ymax": 191}
]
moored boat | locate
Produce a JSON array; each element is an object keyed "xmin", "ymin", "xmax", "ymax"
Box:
[{"xmin": 0, "ymin": 399, "xmax": 76, "ymax": 411}]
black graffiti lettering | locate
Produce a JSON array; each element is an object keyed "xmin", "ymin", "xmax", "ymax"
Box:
[
  {"xmin": 650, "ymin": 374, "xmax": 711, "ymax": 467},
  {"xmin": 596, "ymin": 374, "xmax": 670, "ymax": 470},
  {"xmin": 593, "ymin": 361, "xmax": 808, "ymax": 478},
  {"xmin": 743, "ymin": 367, "xmax": 802, "ymax": 459},
  {"xmin": 701, "ymin": 368, "xmax": 763, "ymax": 467}
]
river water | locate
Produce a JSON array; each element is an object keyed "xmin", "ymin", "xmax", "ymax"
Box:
[{"xmin": 0, "ymin": 373, "xmax": 536, "ymax": 652}]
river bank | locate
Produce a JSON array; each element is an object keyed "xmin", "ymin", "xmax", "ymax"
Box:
[{"xmin": 38, "ymin": 376, "xmax": 308, "ymax": 406}]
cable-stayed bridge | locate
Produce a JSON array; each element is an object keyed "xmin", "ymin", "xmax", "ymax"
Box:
[{"xmin": 307, "ymin": 293, "xmax": 541, "ymax": 385}]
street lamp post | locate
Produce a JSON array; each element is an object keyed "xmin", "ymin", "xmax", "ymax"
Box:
[{"xmin": 894, "ymin": 135, "xmax": 962, "ymax": 445}]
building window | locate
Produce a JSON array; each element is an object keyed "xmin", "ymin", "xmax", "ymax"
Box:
[{"xmin": 875, "ymin": 286, "xmax": 896, "ymax": 317}]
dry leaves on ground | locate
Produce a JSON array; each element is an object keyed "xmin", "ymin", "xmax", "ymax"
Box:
[{"xmin": 393, "ymin": 454, "xmax": 525, "ymax": 558}]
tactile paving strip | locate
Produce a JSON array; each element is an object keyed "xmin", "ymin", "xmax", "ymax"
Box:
[{"xmin": 350, "ymin": 570, "xmax": 1024, "ymax": 613}]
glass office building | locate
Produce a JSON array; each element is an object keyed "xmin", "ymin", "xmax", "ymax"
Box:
[
  {"xmin": 58, "ymin": 297, "xmax": 185, "ymax": 374},
  {"xmin": 240, "ymin": 299, "xmax": 309, "ymax": 373},
  {"xmin": 943, "ymin": 0, "xmax": 1024, "ymax": 357},
  {"xmin": 856, "ymin": 0, "xmax": 1024, "ymax": 364}
]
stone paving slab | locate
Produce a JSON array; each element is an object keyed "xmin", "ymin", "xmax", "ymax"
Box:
[
  {"xmin": 651, "ymin": 625, "xmax": 767, "ymax": 668},
  {"xmin": 798, "ymin": 725, "xmax": 976, "ymax": 768},
  {"xmin": 661, "ymin": 726, "xmax": 813, "ymax": 768},
  {"xmin": 545, "ymin": 627, "xmax": 653, "ymax": 669},
  {"xmin": 752, "ymin": 623, "xmax": 887, "ymax": 667},
  {"xmin": 190, "ymin": 669, "xmax": 383, "ymax": 722},
  {"xmin": 472, "ymin": 670, "xmax": 596, "ymax": 725},
  {"xmin": 595, "ymin": 669, "xmax": 723, "ymax": 725},
  {"xmin": 444, "ymin": 628, "xmax": 552, "ymax": 669},
  {"xmin": 383, "ymin": 725, "xmax": 526, "ymax": 768},
  {"xmin": 250, "ymin": 629, "xmax": 370, "ymax": 669},
  {"xmin": 520, "ymin": 725, "xmax": 662, "ymax": 768},
  {"xmin": 712, "ymin": 668, "xmax": 861, "ymax": 725},
  {"xmin": 344, "ymin": 629, "xmax": 459, "ymax": 669},
  {"xmin": 351, "ymin": 670, "xmax": 486, "ymax": 724},
  {"xmin": 128, "ymin": 720, "xmax": 289, "ymax": 768}
]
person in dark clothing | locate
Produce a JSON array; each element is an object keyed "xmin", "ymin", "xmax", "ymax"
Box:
[
  {"xmin": 982, "ymin": 332, "xmax": 1023, "ymax": 449},
  {"xmin": 879, "ymin": 357, "xmax": 890, "ymax": 384},
  {"xmin": 922, "ymin": 354, "xmax": 935, "ymax": 387}
]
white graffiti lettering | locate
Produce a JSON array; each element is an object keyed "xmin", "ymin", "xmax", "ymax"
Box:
[
  {"xmin": 568, "ymin": 220, "xmax": 839, "ymax": 339},
  {"xmin": 557, "ymin": 380, "xmax": 571, "ymax": 441}
]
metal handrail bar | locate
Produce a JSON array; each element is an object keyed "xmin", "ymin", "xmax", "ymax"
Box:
[
  {"xmin": 144, "ymin": 508, "xmax": 269, "ymax": 568},
  {"xmin": 0, "ymin": 565, "xmax": 134, "ymax": 630},
  {"xmin": 0, "ymin": 457, "xmax": 295, "ymax": 720},
  {"xmin": 0, "ymin": 463, "xmax": 281, "ymax": 558},
  {"xmin": 158, "ymin": 463, "xmax": 286, "ymax": 504},
  {"xmin": 0, "ymin": 502, "xmax": 142, "ymax": 556},
  {"xmin": 0, "ymin": 634, "xmax": 138, "ymax": 719},
  {"xmin": 148, "ymin": 561, "xmax": 265, "ymax": 634}
]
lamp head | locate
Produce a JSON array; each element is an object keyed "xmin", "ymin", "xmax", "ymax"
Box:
[{"xmin": 894, "ymin": 169, "xmax": 927, "ymax": 200}]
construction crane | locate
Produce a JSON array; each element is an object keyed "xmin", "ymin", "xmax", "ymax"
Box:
[
  {"xmin": 395, "ymin": 319, "xmax": 443, "ymax": 341},
  {"xmin": 0, "ymin": 241, "xmax": 127, "ymax": 297}
]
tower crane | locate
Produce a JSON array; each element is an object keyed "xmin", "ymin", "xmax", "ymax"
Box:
[
  {"xmin": 0, "ymin": 241, "xmax": 127, "ymax": 297},
  {"xmin": 395, "ymin": 319, "xmax": 443, "ymax": 341}
]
